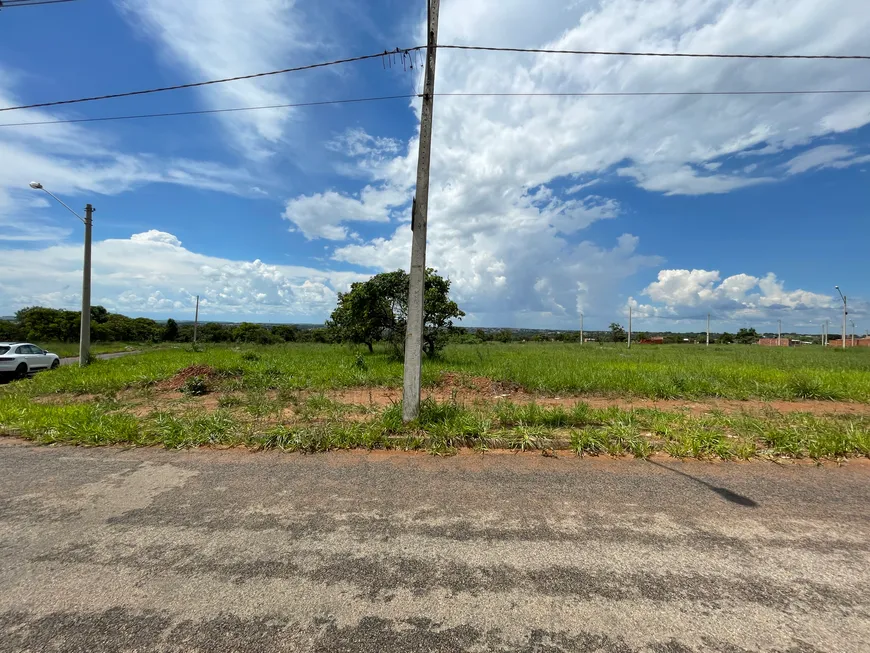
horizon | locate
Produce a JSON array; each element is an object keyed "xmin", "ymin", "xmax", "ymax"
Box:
[{"xmin": 1, "ymin": 0, "xmax": 868, "ymax": 334}]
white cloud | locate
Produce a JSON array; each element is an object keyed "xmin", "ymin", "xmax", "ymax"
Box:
[
  {"xmin": 633, "ymin": 268, "xmax": 840, "ymax": 325},
  {"xmin": 0, "ymin": 230, "xmax": 367, "ymax": 320},
  {"xmin": 785, "ymin": 145, "xmax": 870, "ymax": 175},
  {"xmin": 283, "ymin": 184, "xmax": 411, "ymax": 240},
  {"xmin": 116, "ymin": 0, "xmax": 315, "ymax": 159}
]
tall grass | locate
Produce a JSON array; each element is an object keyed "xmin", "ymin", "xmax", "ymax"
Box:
[{"xmin": 4, "ymin": 342, "xmax": 870, "ymax": 402}]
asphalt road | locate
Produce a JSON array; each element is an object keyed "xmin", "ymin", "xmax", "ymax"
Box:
[
  {"xmin": 59, "ymin": 350, "xmax": 139, "ymax": 366},
  {"xmin": 1, "ymin": 442, "xmax": 868, "ymax": 653}
]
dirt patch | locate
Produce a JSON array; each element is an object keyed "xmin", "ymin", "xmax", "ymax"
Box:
[
  {"xmin": 156, "ymin": 365, "xmax": 223, "ymax": 392},
  {"xmin": 324, "ymin": 372, "xmax": 870, "ymax": 417},
  {"xmin": 32, "ymin": 393, "xmax": 101, "ymax": 406}
]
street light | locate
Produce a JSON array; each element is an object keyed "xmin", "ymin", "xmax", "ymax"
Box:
[
  {"xmin": 835, "ymin": 286, "xmax": 847, "ymax": 350},
  {"xmin": 29, "ymin": 182, "xmax": 94, "ymax": 367}
]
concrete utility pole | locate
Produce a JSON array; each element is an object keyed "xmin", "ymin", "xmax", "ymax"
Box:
[
  {"xmin": 80, "ymin": 204, "xmax": 93, "ymax": 367},
  {"xmin": 706, "ymin": 313, "xmax": 710, "ymax": 346},
  {"xmin": 193, "ymin": 295, "xmax": 200, "ymax": 345},
  {"xmin": 835, "ymin": 286, "xmax": 847, "ymax": 350},
  {"xmin": 627, "ymin": 306, "xmax": 632, "ymax": 349},
  {"xmin": 851, "ymin": 320, "xmax": 856, "ymax": 347},
  {"xmin": 402, "ymin": 0, "xmax": 440, "ymax": 422},
  {"xmin": 777, "ymin": 319, "xmax": 782, "ymax": 347},
  {"xmin": 824, "ymin": 320, "xmax": 829, "ymax": 347},
  {"xmin": 29, "ymin": 182, "xmax": 92, "ymax": 367},
  {"xmin": 580, "ymin": 313, "xmax": 584, "ymax": 345}
]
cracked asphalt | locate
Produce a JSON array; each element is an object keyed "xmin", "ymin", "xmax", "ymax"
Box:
[{"xmin": 0, "ymin": 441, "xmax": 868, "ymax": 652}]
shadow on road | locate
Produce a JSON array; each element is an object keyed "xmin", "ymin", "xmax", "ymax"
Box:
[{"xmin": 647, "ymin": 460, "xmax": 759, "ymax": 507}]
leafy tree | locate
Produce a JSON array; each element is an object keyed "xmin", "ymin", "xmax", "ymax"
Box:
[
  {"xmin": 609, "ymin": 322, "xmax": 627, "ymax": 343},
  {"xmin": 328, "ymin": 268, "xmax": 464, "ymax": 358},
  {"xmin": 163, "ymin": 319, "xmax": 179, "ymax": 342},
  {"xmin": 16, "ymin": 307, "xmax": 81, "ymax": 342},
  {"xmin": 199, "ymin": 322, "xmax": 233, "ymax": 342},
  {"xmin": 90, "ymin": 305, "xmax": 110, "ymax": 324},
  {"xmin": 494, "ymin": 329, "xmax": 514, "ymax": 343},
  {"xmin": 328, "ymin": 278, "xmax": 394, "ymax": 352},
  {"xmin": 272, "ymin": 324, "xmax": 299, "ymax": 342},
  {"xmin": 232, "ymin": 322, "xmax": 279, "ymax": 345},
  {"xmin": 475, "ymin": 328, "xmax": 490, "ymax": 342},
  {"xmin": 735, "ymin": 327, "xmax": 759, "ymax": 345},
  {"xmin": 635, "ymin": 332, "xmax": 649, "ymax": 342},
  {"xmin": 0, "ymin": 318, "xmax": 25, "ymax": 341}
]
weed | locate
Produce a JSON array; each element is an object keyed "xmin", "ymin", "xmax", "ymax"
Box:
[{"xmin": 181, "ymin": 375, "xmax": 209, "ymax": 396}]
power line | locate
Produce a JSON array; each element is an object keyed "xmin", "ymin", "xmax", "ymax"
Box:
[
  {"xmin": 0, "ymin": 0, "xmax": 78, "ymax": 7},
  {"xmin": 0, "ymin": 94, "xmax": 420, "ymax": 127},
  {"xmin": 437, "ymin": 89, "xmax": 870, "ymax": 97},
  {"xmin": 2, "ymin": 87, "xmax": 868, "ymax": 128},
  {"xmin": 0, "ymin": 47, "xmax": 424, "ymax": 113},
  {"xmin": 438, "ymin": 44, "xmax": 870, "ymax": 61},
  {"xmin": 3, "ymin": 42, "xmax": 867, "ymax": 114}
]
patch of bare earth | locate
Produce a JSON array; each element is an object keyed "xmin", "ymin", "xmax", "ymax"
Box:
[
  {"xmin": 325, "ymin": 372, "xmax": 870, "ymax": 417},
  {"xmin": 155, "ymin": 364, "xmax": 223, "ymax": 392}
]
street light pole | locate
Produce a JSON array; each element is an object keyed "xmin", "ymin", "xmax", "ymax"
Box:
[
  {"xmin": 706, "ymin": 313, "xmax": 710, "ymax": 346},
  {"xmin": 851, "ymin": 320, "xmax": 856, "ymax": 347},
  {"xmin": 580, "ymin": 313, "xmax": 584, "ymax": 345},
  {"xmin": 835, "ymin": 286, "xmax": 847, "ymax": 350},
  {"xmin": 778, "ymin": 319, "xmax": 781, "ymax": 347},
  {"xmin": 29, "ymin": 182, "xmax": 93, "ymax": 367}
]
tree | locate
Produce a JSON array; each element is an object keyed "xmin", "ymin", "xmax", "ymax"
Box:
[
  {"xmin": 90, "ymin": 305, "xmax": 110, "ymax": 324},
  {"xmin": 327, "ymin": 279, "xmax": 393, "ymax": 352},
  {"xmin": 735, "ymin": 327, "xmax": 759, "ymax": 345},
  {"xmin": 163, "ymin": 319, "xmax": 179, "ymax": 342},
  {"xmin": 272, "ymin": 324, "xmax": 299, "ymax": 342},
  {"xmin": 494, "ymin": 329, "xmax": 513, "ymax": 343},
  {"xmin": 232, "ymin": 322, "xmax": 279, "ymax": 345},
  {"xmin": 609, "ymin": 322, "xmax": 627, "ymax": 343},
  {"xmin": 328, "ymin": 268, "xmax": 464, "ymax": 358}
]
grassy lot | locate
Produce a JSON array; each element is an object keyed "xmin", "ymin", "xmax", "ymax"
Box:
[
  {"xmin": 1, "ymin": 343, "xmax": 869, "ymax": 460},
  {"xmin": 9, "ymin": 342, "xmax": 870, "ymax": 400}
]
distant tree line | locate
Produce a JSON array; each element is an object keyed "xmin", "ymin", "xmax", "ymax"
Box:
[
  {"xmin": 0, "ymin": 306, "xmax": 333, "ymax": 345},
  {"xmin": 0, "ymin": 304, "xmax": 784, "ymax": 349}
]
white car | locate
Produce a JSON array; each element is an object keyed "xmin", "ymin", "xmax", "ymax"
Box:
[{"xmin": 0, "ymin": 342, "xmax": 61, "ymax": 379}]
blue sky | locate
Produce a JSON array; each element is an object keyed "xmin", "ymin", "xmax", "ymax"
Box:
[{"xmin": 1, "ymin": 0, "xmax": 868, "ymax": 334}]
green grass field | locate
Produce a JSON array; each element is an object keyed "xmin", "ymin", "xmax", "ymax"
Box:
[
  {"xmin": 9, "ymin": 342, "xmax": 870, "ymax": 401},
  {"xmin": 1, "ymin": 343, "xmax": 869, "ymax": 459}
]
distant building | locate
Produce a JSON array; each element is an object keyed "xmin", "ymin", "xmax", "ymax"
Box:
[
  {"xmin": 826, "ymin": 338, "xmax": 870, "ymax": 348},
  {"xmin": 639, "ymin": 337, "xmax": 664, "ymax": 344},
  {"xmin": 758, "ymin": 338, "xmax": 792, "ymax": 347}
]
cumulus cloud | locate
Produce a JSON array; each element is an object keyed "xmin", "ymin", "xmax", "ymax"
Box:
[
  {"xmin": 280, "ymin": 0, "xmax": 870, "ymax": 326},
  {"xmin": 631, "ymin": 269, "xmax": 841, "ymax": 325},
  {"xmin": 0, "ymin": 231, "xmax": 366, "ymax": 320}
]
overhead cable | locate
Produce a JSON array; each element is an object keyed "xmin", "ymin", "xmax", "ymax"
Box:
[
  {"xmin": 437, "ymin": 44, "xmax": 870, "ymax": 61},
  {"xmin": 3, "ymin": 88, "xmax": 868, "ymax": 128},
  {"xmin": 0, "ymin": 47, "xmax": 424, "ymax": 112}
]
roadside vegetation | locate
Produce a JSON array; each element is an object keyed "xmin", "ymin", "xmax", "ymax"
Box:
[{"xmin": 1, "ymin": 343, "xmax": 869, "ymax": 460}]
